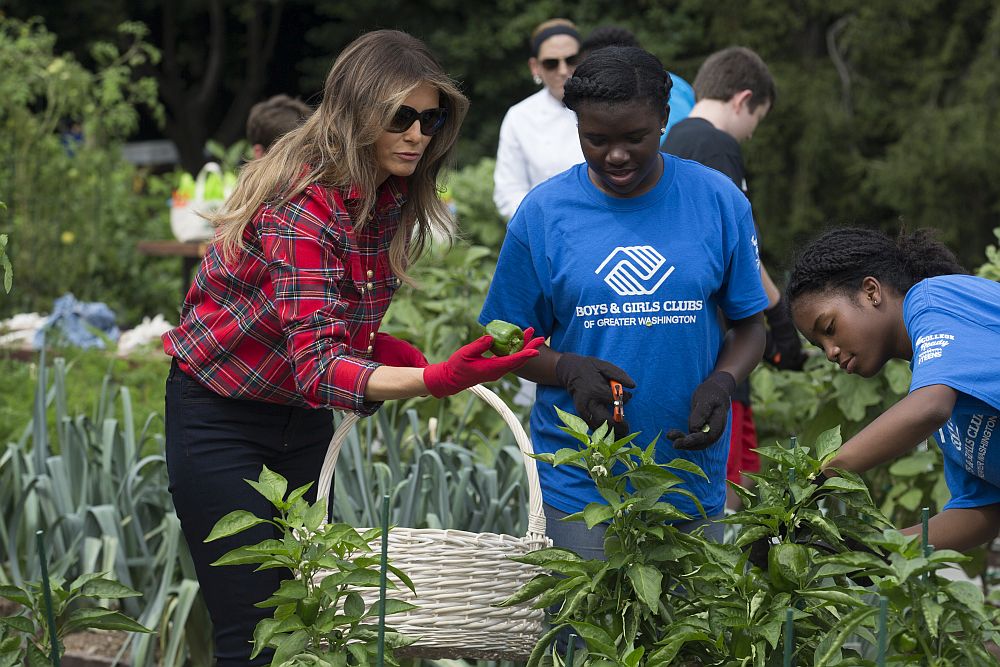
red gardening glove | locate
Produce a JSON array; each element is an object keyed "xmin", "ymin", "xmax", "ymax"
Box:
[
  {"xmin": 422, "ymin": 327, "xmax": 544, "ymax": 398},
  {"xmin": 371, "ymin": 332, "xmax": 428, "ymax": 368}
]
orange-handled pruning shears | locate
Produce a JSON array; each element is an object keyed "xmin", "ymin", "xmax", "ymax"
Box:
[{"xmin": 610, "ymin": 380, "xmax": 625, "ymax": 424}]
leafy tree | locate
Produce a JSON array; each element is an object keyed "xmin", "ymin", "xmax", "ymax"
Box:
[
  {"xmin": 151, "ymin": 0, "xmax": 289, "ymax": 173},
  {"xmin": 304, "ymin": 1, "xmax": 1000, "ymax": 270},
  {"xmin": 0, "ymin": 16, "xmax": 179, "ymax": 322},
  {"xmin": 6, "ymin": 1, "xmax": 1000, "ymax": 281}
]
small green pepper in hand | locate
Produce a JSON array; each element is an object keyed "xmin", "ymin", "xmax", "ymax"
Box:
[{"xmin": 484, "ymin": 320, "xmax": 525, "ymax": 356}]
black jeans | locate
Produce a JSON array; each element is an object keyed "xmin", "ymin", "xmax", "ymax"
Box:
[{"xmin": 165, "ymin": 360, "xmax": 334, "ymax": 666}]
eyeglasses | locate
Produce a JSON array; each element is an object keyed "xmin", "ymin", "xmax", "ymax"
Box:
[
  {"xmin": 385, "ymin": 105, "xmax": 448, "ymax": 136},
  {"xmin": 539, "ymin": 53, "xmax": 580, "ymax": 71}
]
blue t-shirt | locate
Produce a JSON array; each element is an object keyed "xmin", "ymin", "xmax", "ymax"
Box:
[
  {"xmin": 662, "ymin": 73, "xmax": 696, "ymax": 142},
  {"xmin": 479, "ymin": 155, "xmax": 768, "ymax": 518},
  {"xmin": 905, "ymin": 275, "xmax": 1000, "ymax": 510}
]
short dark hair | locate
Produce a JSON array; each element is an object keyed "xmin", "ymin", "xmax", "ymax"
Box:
[
  {"xmin": 787, "ymin": 227, "xmax": 967, "ymax": 305},
  {"xmin": 246, "ymin": 94, "xmax": 312, "ymax": 149},
  {"xmin": 693, "ymin": 46, "xmax": 776, "ymax": 112},
  {"xmin": 563, "ymin": 46, "xmax": 671, "ymax": 116},
  {"xmin": 580, "ymin": 25, "xmax": 640, "ymax": 57}
]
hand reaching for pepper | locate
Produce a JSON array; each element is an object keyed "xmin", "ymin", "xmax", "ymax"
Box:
[
  {"xmin": 555, "ymin": 353, "xmax": 636, "ymax": 439},
  {"xmin": 422, "ymin": 327, "xmax": 544, "ymax": 398},
  {"xmin": 667, "ymin": 370, "xmax": 736, "ymax": 450}
]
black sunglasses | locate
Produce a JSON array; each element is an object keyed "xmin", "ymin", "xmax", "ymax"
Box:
[
  {"xmin": 386, "ymin": 105, "xmax": 448, "ymax": 136},
  {"xmin": 540, "ymin": 53, "xmax": 580, "ymax": 71}
]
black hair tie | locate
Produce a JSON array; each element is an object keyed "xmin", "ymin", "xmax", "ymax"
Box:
[{"xmin": 531, "ymin": 25, "xmax": 580, "ymax": 56}]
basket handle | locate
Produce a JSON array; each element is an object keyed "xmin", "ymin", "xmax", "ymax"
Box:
[
  {"xmin": 316, "ymin": 384, "xmax": 546, "ymax": 539},
  {"xmin": 193, "ymin": 161, "xmax": 222, "ymax": 201}
]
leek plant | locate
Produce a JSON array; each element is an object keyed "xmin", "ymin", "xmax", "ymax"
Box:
[
  {"xmin": 0, "ymin": 350, "xmax": 211, "ymax": 666},
  {"xmin": 332, "ymin": 400, "xmax": 530, "ymax": 536}
]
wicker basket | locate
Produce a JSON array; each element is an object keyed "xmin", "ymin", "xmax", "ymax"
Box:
[{"xmin": 314, "ymin": 384, "xmax": 551, "ymax": 661}]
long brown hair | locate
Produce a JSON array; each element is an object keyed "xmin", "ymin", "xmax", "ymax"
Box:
[{"xmin": 212, "ymin": 30, "xmax": 469, "ymax": 283}]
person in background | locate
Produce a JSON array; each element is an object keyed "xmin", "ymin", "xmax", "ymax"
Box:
[
  {"xmin": 162, "ymin": 30, "xmax": 541, "ymax": 666},
  {"xmin": 493, "ymin": 18, "xmax": 584, "ymax": 220},
  {"xmin": 246, "ymin": 93, "xmax": 312, "ymax": 158},
  {"xmin": 788, "ymin": 227, "xmax": 1000, "ymax": 553},
  {"xmin": 480, "ymin": 46, "xmax": 767, "ymax": 558},
  {"xmin": 662, "ymin": 46, "xmax": 806, "ymax": 509},
  {"xmin": 578, "ymin": 25, "xmax": 695, "ymax": 139}
]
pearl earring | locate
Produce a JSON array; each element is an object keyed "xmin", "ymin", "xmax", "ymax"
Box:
[
  {"xmin": 660, "ymin": 128, "xmax": 666, "ymax": 136},
  {"xmin": 533, "ymin": 74, "xmax": 542, "ymax": 85}
]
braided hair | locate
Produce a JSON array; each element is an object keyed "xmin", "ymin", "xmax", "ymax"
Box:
[
  {"xmin": 580, "ymin": 26, "xmax": 640, "ymax": 57},
  {"xmin": 563, "ymin": 46, "xmax": 671, "ymax": 116},
  {"xmin": 787, "ymin": 228, "xmax": 967, "ymax": 305}
]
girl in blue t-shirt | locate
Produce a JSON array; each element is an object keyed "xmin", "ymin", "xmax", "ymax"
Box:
[
  {"xmin": 788, "ymin": 227, "xmax": 1000, "ymax": 551},
  {"xmin": 479, "ymin": 46, "xmax": 768, "ymax": 556}
]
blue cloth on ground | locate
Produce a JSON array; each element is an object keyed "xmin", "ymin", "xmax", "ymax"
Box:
[{"xmin": 33, "ymin": 293, "xmax": 120, "ymax": 350}]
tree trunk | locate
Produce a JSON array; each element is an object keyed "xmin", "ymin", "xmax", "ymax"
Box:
[{"xmin": 157, "ymin": 0, "xmax": 285, "ymax": 174}]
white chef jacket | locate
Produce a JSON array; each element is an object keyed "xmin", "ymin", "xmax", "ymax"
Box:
[{"xmin": 493, "ymin": 88, "xmax": 585, "ymax": 220}]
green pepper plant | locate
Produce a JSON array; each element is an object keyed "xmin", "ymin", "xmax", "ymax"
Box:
[
  {"xmin": 0, "ymin": 571, "xmax": 151, "ymax": 666},
  {"xmin": 505, "ymin": 417, "xmax": 977, "ymax": 666},
  {"xmin": 658, "ymin": 436, "xmax": 885, "ymax": 665},
  {"xmin": 811, "ymin": 529, "xmax": 1000, "ymax": 665},
  {"xmin": 206, "ymin": 466, "xmax": 417, "ymax": 666},
  {"xmin": 498, "ymin": 407, "xmax": 716, "ymax": 666},
  {"xmin": 726, "ymin": 426, "xmax": 893, "ymax": 576},
  {"xmin": 718, "ymin": 427, "xmax": 897, "ymax": 664}
]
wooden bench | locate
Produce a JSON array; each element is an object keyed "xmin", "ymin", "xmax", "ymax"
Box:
[{"xmin": 137, "ymin": 240, "xmax": 210, "ymax": 296}]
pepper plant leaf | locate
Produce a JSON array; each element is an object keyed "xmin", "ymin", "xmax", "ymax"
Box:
[
  {"xmin": 627, "ymin": 563, "xmax": 662, "ymax": 610},
  {"xmin": 246, "ymin": 465, "xmax": 288, "ymax": 509},
  {"xmin": 813, "ymin": 425, "xmax": 843, "ymax": 462},
  {"xmin": 555, "ymin": 406, "xmax": 589, "ymax": 438},
  {"xmin": 204, "ymin": 510, "xmax": 271, "ymax": 542}
]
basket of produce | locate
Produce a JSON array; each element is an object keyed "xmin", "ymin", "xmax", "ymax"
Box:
[{"xmin": 169, "ymin": 162, "xmax": 236, "ymax": 242}]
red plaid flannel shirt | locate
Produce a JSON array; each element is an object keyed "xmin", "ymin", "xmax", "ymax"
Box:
[{"xmin": 163, "ymin": 177, "xmax": 407, "ymax": 414}]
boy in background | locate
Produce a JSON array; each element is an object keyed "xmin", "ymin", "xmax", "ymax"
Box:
[
  {"xmin": 246, "ymin": 94, "xmax": 312, "ymax": 158},
  {"xmin": 663, "ymin": 46, "xmax": 805, "ymax": 508}
]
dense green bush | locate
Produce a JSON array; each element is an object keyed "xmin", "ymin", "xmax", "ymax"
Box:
[{"xmin": 0, "ymin": 17, "xmax": 179, "ymax": 325}]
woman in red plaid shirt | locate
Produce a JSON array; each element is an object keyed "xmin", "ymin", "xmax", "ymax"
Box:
[{"xmin": 162, "ymin": 30, "xmax": 542, "ymax": 666}]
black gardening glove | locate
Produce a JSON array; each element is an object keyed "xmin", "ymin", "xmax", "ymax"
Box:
[
  {"xmin": 747, "ymin": 535, "xmax": 779, "ymax": 570},
  {"xmin": 763, "ymin": 297, "xmax": 807, "ymax": 371},
  {"xmin": 666, "ymin": 371, "xmax": 736, "ymax": 451},
  {"xmin": 811, "ymin": 470, "xmax": 832, "ymax": 488},
  {"xmin": 555, "ymin": 353, "xmax": 636, "ymax": 439}
]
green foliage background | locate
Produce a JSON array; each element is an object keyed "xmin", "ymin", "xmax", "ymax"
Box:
[
  {"xmin": 0, "ymin": 18, "xmax": 179, "ymax": 323},
  {"xmin": 302, "ymin": 0, "xmax": 1000, "ymax": 271},
  {"xmin": 2, "ymin": 2, "xmax": 999, "ymax": 315}
]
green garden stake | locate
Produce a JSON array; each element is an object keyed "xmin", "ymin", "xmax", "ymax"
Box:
[
  {"xmin": 782, "ymin": 607, "xmax": 794, "ymax": 666},
  {"xmin": 921, "ymin": 508, "xmax": 932, "ymax": 581},
  {"xmin": 376, "ymin": 494, "xmax": 390, "ymax": 667},
  {"xmin": 565, "ymin": 633, "xmax": 577, "ymax": 667},
  {"xmin": 36, "ymin": 530, "xmax": 61, "ymax": 667},
  {"xmin": 787, "ymin": 435, "xmax": 798, "ymax": 483},
  {"xmin": 876, "ymin": 595, "xmax": 888, "ymax": 666}
]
